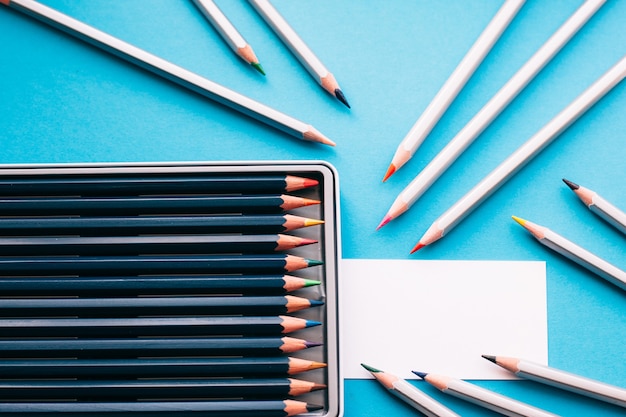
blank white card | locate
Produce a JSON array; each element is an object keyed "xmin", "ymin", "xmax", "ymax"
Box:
[{"xmin": 340, "ymin": 259, "xmax": 548, "ymax": 380}]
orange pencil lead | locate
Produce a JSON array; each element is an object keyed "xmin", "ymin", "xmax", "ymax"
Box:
[{"xmin": 382, "ymin": 164, "xmax": 397, "ymax": 182}]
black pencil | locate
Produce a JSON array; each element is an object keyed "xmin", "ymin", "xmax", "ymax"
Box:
[
  {"xmin": 0, "ymin": 357, "xmax": 327, "ymax": 378},
  {"xmin": 0, "ymin": 214, "xmax": 323, "ymax": 235},
  {"xmin": 0, "ymin": 254, "xmax": 323, "ymax": 276},
  {"xmin": 0, "ymin": 336, "xmax": 322, "ymax": 358},
  {"xmin": 0, "ymin": 377, "xmax": 326, "ymax": 400},
  {"xmin": 0, "ymin": 316, "xmax": 322, "ymax": 337},
  {"xmin": 0, "ymin": 194, "xmax": 320, "ymax": 215},
  {"xmin": 0, "ymin": 295, "xmax": 324, "ymax": 317},
  {"xmin": 0, "ymin": 400, "xmax": 323, "ymax": 416},
  {"xmin": 0, "ymin": 234, "xmax": 317, "ymax": 255},
  {"xmin": 0, "ymin": 174, "xmax": 318, "ymax": 196},
  {"xmin": 0, "ymin": 274, "xmax": 321, "ymax": 296}
]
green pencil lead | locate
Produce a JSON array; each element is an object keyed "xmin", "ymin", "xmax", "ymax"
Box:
[
  {"xmin": 361, "ymin": 363, "xmax": 382, "ymax": 373},
  {"xmin": 251, "ymin": 62, "xmax": 266, "ymax": 75},
  {"xmin": 303, "ymin": 278, "xmax": 322, "ymax": 287}
]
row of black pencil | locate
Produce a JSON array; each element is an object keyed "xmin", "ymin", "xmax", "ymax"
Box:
[{"xmin": 0, "ymin": 172, "xmax": 329, "ymax": 416}]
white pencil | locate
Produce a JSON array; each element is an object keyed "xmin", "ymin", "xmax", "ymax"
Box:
[
  {"xmin": 512, "ymin": 216, "xmax": 626, "ymax": 290},
  {"xmin": 1, "ymin": 0, "xmax": 334, "ymax": 146},
  {"xmin": 192, "ymin": 0, "xmax": 265, "ymax": 74},
  {"xmin": 361, "ymin": 364, "xmax": 460, "ymax": 417},
  {"xmin": 383, "ymin": 0, "xmax": 526, "ymax": 182},
  {"xmin": 483, "ymin": 355, "xmax": 626, "ymax": 408},
  {"xmin": 410, "ymin": 54, "xmax": 626, "ymax": 253},
  {"xmin": 248, "ymin": 0, "xmax": 350, "ymax": 108},
  {"xmin": 563, "ymin": 179, "xmax": 626, "ymax": 235},
  {"xmin": 378, "ymin": 0, "xmax": 605, "ymax": 229},
  {"xmin": 414, "ymin": 371, "xmax": 559, "ymax": 417}
]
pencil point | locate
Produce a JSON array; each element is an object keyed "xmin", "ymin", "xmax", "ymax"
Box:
[
  {"xmin": 303, "ymin": 218, "xmax": 325, "ymax": 228},
  {"xmin": 303, "ymin": 278, "xmax": 322, "ymax": 288},
  {"xmin": 376, "ymin": 215, "xmax": 392, "ymax": 230},
  {"xmin": 299, "ymin": 237, "xmax": 319, "ymax": 246},
  {"xmin": 412, "ymin": 371, "xmax": 428, "ymax": 379},
  {"xmin": 482, "ymin": 354, "xmax": 497, "ymax": 364},
  {"xmin": 305, "ymin": 259, "xmax": 324, "ymax": 267},
  {"xmin": 334, "ymin": 88, "xmax": 351, "ymax": 108},
  {"xmin": 511, "ymin": 215, "xmax": 527, "ymax": 227},
  {"xmin": 361, "ymin": 363, "xmax": 381, "ymax": 373},
  {"xmin": 305, "ymin": 319, "xmax": 322, "ymax": 328},
  {"xmin": 251, "ymin": 62, "xmax": 266, "ymax": 75},
  {"xmin": 305, "ymin": 340, "xmax": 323, "ymax": 349},
  {"xmin": 382, "ymin": 164, "xmax": 396, "ymax": 182},
  {"xmin": 303, "ymin": 126, "xmax": 336, "ymax": 146},
  {"xmin": 410, "ymin": 242, "xmax": 425, "ymax": 254},
  {"xmin": 562, "ymin": 178, "xmax": 579, "ymax": 190},
  {"xmin": 309, "ymin": 298, "xmax": 325, "ymax": 307},
  {"xmin": 306, "ymin": 404, "xmax": 324, "ymax": 412}
]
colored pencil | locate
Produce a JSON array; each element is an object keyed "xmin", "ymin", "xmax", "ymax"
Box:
[
  {"xmin": 411, "ymin": 54, "xmax": 626, "ymax": 252},
  {"xmin": 413, "ymin": 371, "xmax": 559, "ymax": 417},
  {"xmin": 0, "ymin": 174, "xmax": 318, "ymax": 195},
  {"xmin": 249, "ymin": 0, "xmax": 350, "ymax": 108},
  {"xmin": 0, "ymin": 0, "xmax": 334, "ymax": 145},
  {"xmin": 512, "ymin": 216, "xmax": 626, "ymax": 290},
  {"xmin": 0, "ymin": 357, "xmax": 327, "ymax": 378},
  {"xmin": 0, "ymin": 400, "xmax": 323, "ymax": 416},
  {"xmin": 361, "ymin": 364, "xmax": 460, "ymax": 417},
  {"xmin": 0, "ymin": 274, "xmax": 321, "ymax": 296},
  {"xmin": 483, "ymin": 355, "xmax": 626, "ymax": 408},
  {"xmin": 0, "ymin": 377, "xmax": 326, "ymax": 400},
  {"xmin": 193, "ymin": 0, "xmax": 265, "ymax": 74},
  {"xmin": 0, "ymin": 316, "xmax": 322, "ymax": 337},
  {"xmin": 0, "ymin": 295, "xmax": 324, "ymax": 317},
  {"xmin": 383, "ymin": 0, "xmax": 525, "ymax": 181},
  {"xmin": 0, "ymin": 234, "xmax": 317, "ymax": 255},
  {"xmin": 0, "ymin": 214, "xmax": 323, "ymax": 235},
  {"xmin": 0, "ymin": 336, "xmax": 322, "ymax": 358},
  {"xmin": 0, "ymin": 194, "xmax": 320, "ymax": 215},
  {"xmin": 378, "ymin": 0, "xmax": 605, "ymax": 229},
  {"xmin": 0, "ymin": 254, "xmax": 323, "ymax": 275},
  {"xmin": 563, "ymin": 179, "xmax": 626, "ymax": 234}
]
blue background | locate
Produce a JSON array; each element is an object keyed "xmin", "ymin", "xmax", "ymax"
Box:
[{"xmin": 1, "ymin": 1, "xmax": 624, "ymax": 415}]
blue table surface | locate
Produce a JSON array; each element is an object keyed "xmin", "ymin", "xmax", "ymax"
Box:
[{"xmin": 1, "ymin": 1, "xmax": 624, "ymax": 416}]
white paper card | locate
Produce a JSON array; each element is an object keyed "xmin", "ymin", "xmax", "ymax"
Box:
[{"xmin": 340, "ymin": 259, "xmax": 548, "ymax": 380}]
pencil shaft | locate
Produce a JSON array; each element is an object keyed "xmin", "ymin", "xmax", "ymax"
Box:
[
  {"xmin": 1, "ymin": 0, "xmax": 331, "ymax": 144},
  {"xmin": 0, "ymin": 214, "xmax": 316, "ymax": 235},
  {"xmin": 0, "ymin": 378, "xmax": 312, "ymax": 400},
  {"xmin": 418, "ymin": 54, "xmax": 626, "ymax": 248},
  {"xmin": 0, "ymin": 336, "xmax": 316, "ymax": 358},
  {"xmin": 391, "ymin": 379, "xmax": 460, "ymax": 417},
  {"xmin": 383, "ymin": 0, "xmax": 604, "ymax": 222},
  {"xmin": 0, "ymin": 254, "xmax": 318, "ymax": 275},
  {"xmin": 0, "ymin": 195, "xmax": 315, "ymax": 215},
  {"xmin": 386, "ymin": 0, "xmax": 524, "ymax": 176},
  {"xmin": 0, "ymin": 316, "xmax": 315, "ymax": 337},
  {"xmin": 0, "ymin": 295, "xmax": 319, "ymax": 317},
  {"xmin": 0, "ymin": 174, "xmax": 315, "ymax": 196},
  {"xmin": 0, "ymin": 234, "xmax": 311, "ymax": 255},
  {"xmin": 0, "ymin": 274, "xmax": 315, "ymax": 296},
  {"xmin": 0, "ymin": 400, "xmax": 315, "ymax": 417},
  {"xmin": 0, "ymin": 357, "xmax": 321, "ymax": 378}
]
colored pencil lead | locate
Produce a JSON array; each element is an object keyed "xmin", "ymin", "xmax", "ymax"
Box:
[
  {"xmin": 412, "ymin": 371, "xmax": 428, "ymax": 379},
  {"xmin": 305, "ymin": 259, "xmax": 324, "ymax": 267},
  {"xmin": 361, "ymin": 363, "xmax": 381, "ymax": 373},
  {"xmin": 382, "ymin": 164, "xmax": 396, "ymax": 182},
  {"xmin": 410, "ymin": 242, "xmax": 425, "ymax": 254},
  {"xmin": 376, "ymin": 215, "xmax": 392, "ymax": 230},
  {"xmin": 251, "ymin": 61, "xmax": 266, "ymax": 75},
  {"xmin": 304, "ymin": 340, "xmax": 323, "ymax": 349},
  {"xmin": 303, "ymin": 278, "xmax": 322, "ymax": 287},
  {"xmin": 562, "ymin": 178, "xmax": 579, "ymax": 190},
  {"xmin": 304, "ymin": 319, "xmax": 322, "ymax": 328},
  {"xmin": 334, "ymin": 88, "xmax": 351, "ymax": 108},
  {"xmin": 306, "ymin": 403, "xmax": 325, "ymax": 412}
]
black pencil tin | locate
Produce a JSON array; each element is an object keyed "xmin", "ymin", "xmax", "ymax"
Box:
[{"xmin": 0, "ymin": 160, "xmax": 342, "ymax": 417}]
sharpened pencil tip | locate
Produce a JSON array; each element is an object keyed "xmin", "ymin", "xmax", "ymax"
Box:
[
  {"xmin": 412, "ymin": 371, "xmax": 428, "ymax": 379},
  {"xmin": 361, "ymin": 363, "xmax": 381, "ymax": 373},
  {"xmin": 309, "ymin": 299, "xmax": 325, "ymax": 307},
  {"xmin": 303, "ymin": 178, "xmax": 319, "ymax": 188},
  {"xmin": 562, "ymin": 178, "xmax": 579, "ymax": 190},
  {"xmin": 251, "ymin": 62, "xmax": 266, "ymax": 75},
  {"xmin": 305, "ymin": 319, "xmax": 322, "ymax": 328},
  {"xmin": 334, "ymin": 88, "xmax": 351, "ymax": 108},
  {"xmin": 410, "ymin": 242, "xmax": 425, "ymax": 254},
  {"xmin": 303, "ymin": 278, "xmax": 322, "ymax": 288},
  {"xmin": 511, "ymin": 215, "xmax": 527, "ymax": 227},
  {"xmin": 305, "ymin": 259, "xmax": 324, "ymax": 267},
  {"xmin": 305, "ymin": 340, "xmax": 323, "ymax": 349},
  {"xmin": 482, "ymin": 354, "xmax": 497, "ymax": 363},
  {"xmin": 299, "ymin": 237, "xmax": 318, "ymax": 246},
  {"xmin": 303, "ymin": 218, "xmax": 325, "ymax": 227},
  {"xmin": 382, "ymin": 164, "xmax": 396, "ymax": 182},
  {"xmin": 307, "ymin": 404, "xmax": 324, "ymax": 412},
  {"xmin": 376, "ymin": 215, "xmax": 392, "ymax": 230},
  {"xmin": 309, "ymin": 361, "xmax": 327, "ymax": 371}
]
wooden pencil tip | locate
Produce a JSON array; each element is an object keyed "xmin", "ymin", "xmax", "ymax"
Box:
[
  {"xmin": 361, "ymin": 363, "xmax": 381, "ymax": 373},
  {"xmin": 303, "ymin": 178, "xmax": 319, "ymax": 188},
  {"xmin": 562, "ymin": 178, "xmax": 579, "ymax": 190},
  {"xmin": 412, "ymin": 371, "xmax": 427, "ymax": 379},
  {"xmin": 251, "ymin": 62, "xmax": 266, "ymax": 75},
  {"xmin": 376, "ymin": 215, "xmax": 392, "ymax": 230},
  {"xmin": 334, "ymin": 88, "xmax": 351, "ymax": 108},
  {"xmin": 482, "ymin": 354, "xmax": 497, "ymax": 364},
  {"xmin": 511, "ymin": 215, "xmax": 527, "ymax": 227},
  {"xmin": 312, "ymin": 382, "xmax": 327, "ymax": 391},
  {"xmin": 382, "ymin": 164, "xmax": 396, "ymax": 182},
  {"xmin": 410, "ymin": 242, "xmax": 425, "ymax": 254},
  {"xmin": 303, "ymin": 126, "xmax": 336, "ymax": 146}
]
